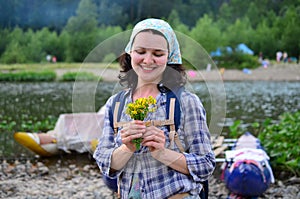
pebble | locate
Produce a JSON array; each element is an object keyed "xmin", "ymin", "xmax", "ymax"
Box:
[{"xmin": 0, "ymin": 158, "xmax": 299, "ymax": 199}]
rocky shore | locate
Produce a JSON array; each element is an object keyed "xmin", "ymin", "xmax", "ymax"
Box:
[{"xmin": 1, "ymin": 154, "xmax": 299, "ymax": 199}]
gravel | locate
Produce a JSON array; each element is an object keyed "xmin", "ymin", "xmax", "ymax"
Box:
[{"xmin": 1, "ymin": 155, "xmax": 299, "ymax": 199}]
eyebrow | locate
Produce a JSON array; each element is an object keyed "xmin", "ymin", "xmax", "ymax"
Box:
[{"xmin": 133, "ymin": 47, "xmax": 168, "ymax": 52}]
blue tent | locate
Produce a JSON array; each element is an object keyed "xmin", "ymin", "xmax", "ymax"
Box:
[
  {"xmin": 210, "ymin": 43, "xmax": 254, "ymax": 57},
  {"xmin": 210, "ymin": 46, "xmax": 232, "ymax": 57},
  {"xmin": 236, "ymin": 43, "xmax": 254, "ymax": 55}
]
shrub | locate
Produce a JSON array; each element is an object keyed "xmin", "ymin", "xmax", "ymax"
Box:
[
  {"xmin": 0, "ymin": 115, "xmax": 56, "ymax": 133},
  {"xmin": 0, "ymin": 71, "xmax": 56, "ymax": 82},
  {"xmin": 213, "ymin": 53, "xmax": 260, "ymax": 69},
  {"xmin": 0, "ymin": 40, "xmax": 27, "ymax": 64},
  {"xmin": 61, "ymin": 71, "xmax": 99, "ymax": 81},
  {"xmin": 258, "ymin": 111, "xmax": 300, "ymax": 176},
  {"xmin": 228, "ymin": 111, "xmax": 300, "ymax": 176}
]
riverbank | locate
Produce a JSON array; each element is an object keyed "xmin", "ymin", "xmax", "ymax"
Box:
[
  {"xmin": 1, "ymin": 154, "xmax": 299, "ymax": 199},
  {"xmin": 54, "ymin": 63, "xmax": 300, "ymax": 82},
  {"xmin": 1, "ymin": 63, "xmax": 299, "ymax": 82},
  {"xmin": 1, "ymin": 133, "xmax": 299, "ymax": 198},
  {"xmin": 193, "ymin": 63, "xmax": 300, "ymax": 82}
]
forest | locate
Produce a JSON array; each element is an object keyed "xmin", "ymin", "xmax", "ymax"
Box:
[{"xmin": 0, "ymin": 0, "xmax": 299, "ymax": 66}]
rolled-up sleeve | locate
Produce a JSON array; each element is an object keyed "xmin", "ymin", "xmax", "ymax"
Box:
[
  {"xmin": 93, "ymin": 96, "xmax": 121, "ymax": 178},
  {"xmin": 180, "ymin": 92, "xmax": 216, "ymax": 182}
]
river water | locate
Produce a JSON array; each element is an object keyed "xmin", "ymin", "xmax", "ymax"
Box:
[{"xmin": 0, "ymin": 81, "xmax": 299, "ymax": 158}]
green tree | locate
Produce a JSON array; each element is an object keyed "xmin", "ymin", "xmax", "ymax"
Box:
[
  {"xmin": 64, "ymin": 0, "xmax": 98, "ymax": 62},
  {"xmin": 224, "ymin": 17, "xmax": 253, "ymax": 49},
  {"xmin": 279, "ymin": 7, "xmax": 300, "ymax": 57},
  {"xmin": 0, "ymin": 27, "xmax": 28, "ymax": 63},
  {"xmin": 0, "ymin": 40, "xmax": 26, "ymax": 63},
  {"xmin": 0, "ymin": 29, "xmax": 10, "ymax": 57},
  {"xmin": 167, "ymin": 10, "xmax": 189, "ymax": 34},
  {"xmin": 57, "ymin": 30, "xmax": 70, "ymax": 62},
  {"xmin": 1, "ymin": 0, "xmax": 300, "ymax": 63},
  {"xmin": 94, "ymin": 26, "xmax": 124, "ymax": 62},
  {"xmin": 134, "ymin": 0, "xmax": 175, "ymax": 22},
  {"xmin": 36, "ymin": 28, "xmax": 57, "ymax": 57},
  {"xmin": 250, "ymin": 19, "xmax": 277, "ymax": 59},
  {"xmin": 245, "ymin": 2, "xmax": 261, "ymax": 28},
  {"xmin": 97, "ymin": 0, "xmax": 128, "ymax": 27},
  {"xmin": 217, "ymin": 2, "xmax": 233, "ymax": 30},
  {"xmin": 183, "ymin": 15, "xmax": 224, "ymax": 69},
  {"xmin": 174, "ymin": 0, "xmax": 212, "ymax": 27},
  {"xmin": 24, "ymin": 29, "xmax": 44, "ymax": 62},
  {"xmin": 190, "ymin": 14, "xmax": 223, "ymax": 53},
  {"xmin": 167, "ymin": 9, "xmax": 182, "ymax": 28}
]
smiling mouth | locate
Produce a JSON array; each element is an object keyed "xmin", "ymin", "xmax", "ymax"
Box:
[{"xmin": 141, "ymin": 66, "xmax": 155, "ymax": 71}]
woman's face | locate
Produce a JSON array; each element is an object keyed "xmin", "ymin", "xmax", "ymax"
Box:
[{"xmin": 130, "ymin": 31, "xmax": 168, "ymax": 85}]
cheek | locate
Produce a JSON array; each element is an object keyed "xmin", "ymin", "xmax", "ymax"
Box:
[
  {"xmin": 157, "ymin": 56, "xmax": 168, "ymax": 66},
  {"xmin": 131, "ymin": 54, "xmax": 143, "ymax": 64}
]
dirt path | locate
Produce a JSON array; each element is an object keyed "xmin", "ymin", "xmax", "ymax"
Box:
[
  {"xmin": 55, "ymin": 63, "xmax": 300, "ymax": 82},
  {"xmin": 186, "ymin": 63, "xmax": 300, "ymax": 81}
]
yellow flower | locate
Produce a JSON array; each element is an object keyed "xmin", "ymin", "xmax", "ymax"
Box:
[
  {"xmin": 126, "ymin": 96, "xmax": 156, "ymax": 121},
  {"xmin": 125, "ymin": 96, "xmax": 157, "ymax": 150}
]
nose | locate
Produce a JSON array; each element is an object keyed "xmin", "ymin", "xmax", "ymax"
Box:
[{"xmin": 143, "ymin": 52, "xmax": 154, "ymax": 64}]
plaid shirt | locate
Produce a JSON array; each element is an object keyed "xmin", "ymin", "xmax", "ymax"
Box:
[{"xmin": 93, "ymin": 90, "xmax": 215, "ymax": 199}]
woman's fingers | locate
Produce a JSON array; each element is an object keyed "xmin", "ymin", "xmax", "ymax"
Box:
[
  {"xmin": 143, "ymin": 126, "xmax": 164, "ymax": 139},
  {"xmin": 120, "ymin": 120, "xmax": 145, "ymax": 144},
  {"xmin": 142, "ymin": 126, "xmax": 165, "ymax": 151},
  {"xmin": 120, "ymin": 122, "xmax": 166, "ymax": 151}
]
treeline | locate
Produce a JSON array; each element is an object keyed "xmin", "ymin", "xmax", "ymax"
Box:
[{"xmin": 0, "ymin": 0, "xmax": 299, "ymax": 65}]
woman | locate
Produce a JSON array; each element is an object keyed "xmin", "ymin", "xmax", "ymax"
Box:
[{"xmin": 93, "ymin": 18, "xmax": 215, "ymax": 199}]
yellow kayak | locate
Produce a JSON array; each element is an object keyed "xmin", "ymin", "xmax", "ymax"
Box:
[
  {"xmin": 14, "ymin": 132, "xmax": 58, "ymax": 157},
  {"xmin": 14, "ymin": 132, "xmax": 99, "ymax": 157}
]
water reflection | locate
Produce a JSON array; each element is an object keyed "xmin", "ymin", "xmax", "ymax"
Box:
[
  {"xmin": 0, "ymin": 81, "xmax": 299, "ymax": 157},
  {"xmin": 223, "ymin": 81, "xmax": 299, "ymax": 123}
]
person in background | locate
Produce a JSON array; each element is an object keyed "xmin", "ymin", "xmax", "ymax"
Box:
[
  {"xmin": 46, "ymin": 54, "xmax": 52, "ymax": 62},
  {"xmin": 276, "ymin": 51, "xmax": 282, "ymax": 63},
  {"xmin": 93, "ymin": 18, "xmax": 215, "ymax": 199},
  {"xmin": 258, "ymin": 52, "xmax": 263, "ymax": 63},
  {"xmin": 283, "ymin": 52, "xmax": 288, "ymax": 63},
  {"xmin": 52, "ymin": 56, "xmax": 57, "ymax": 63}
]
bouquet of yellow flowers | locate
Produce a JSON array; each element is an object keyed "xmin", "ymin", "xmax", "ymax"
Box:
[{"xmin": 125, "ymin": 96, "xmax": 157, "ymax": 150}]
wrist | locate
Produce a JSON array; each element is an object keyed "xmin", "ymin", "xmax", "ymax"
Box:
[
  {"xmin": 111, "ymin": 144, "xmax": 134, "ymax": 171},
  {"xmin": 120, "ymin": 144, "xmax": 135, "ymax": 153},
  {"xmin": 151, "ymin": 148, "xmax": 167, "ymax": 160},
  {"xmin": 151, "ymin": 148, "xmax": 185, "ymax": 167}
]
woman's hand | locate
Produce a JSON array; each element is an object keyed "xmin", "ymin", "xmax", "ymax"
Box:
[
  {"xmin": 120, "ymin": 120, "xmax": 145, "ymax": 152},
  {"xmin": 142, "ymin": 125, "xmax": 165, "ymax": 152}
]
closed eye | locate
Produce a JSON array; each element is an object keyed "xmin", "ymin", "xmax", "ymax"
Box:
[{"xmin": 134, "ymin": 48, "xmax": 167, "ymax": 57}]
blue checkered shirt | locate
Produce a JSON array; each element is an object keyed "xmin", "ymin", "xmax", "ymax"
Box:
[{"xmin": 93, "ymin": 90, "xmax": 215, "ymax": 198}]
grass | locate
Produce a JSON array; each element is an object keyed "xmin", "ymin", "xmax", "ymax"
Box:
[
  {"xmin": 62, "ymin": 71, "xmax": 99, "ymax": 81},
  {"xmin": 258, "ymin": 111, "xmax": 300, "ymax": 176},
  {"xmin": 0, "ymin": 62, "xmax": 119, "ymax": 71},
  {"xmin": 0, "ymin": 62, "xmax": 118, "ymax": 82},
  {"xmin": 0, "ymin": 70, "xmax": 56, "ymax": 82},
  {"xmin": 228, "ymin": 111, "xmax": 300, "ymax": 177}
]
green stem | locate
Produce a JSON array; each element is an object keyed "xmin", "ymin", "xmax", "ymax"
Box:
[{"xmin": 132, "ymin": 138, "xmax": 142, "ymax": 150}]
